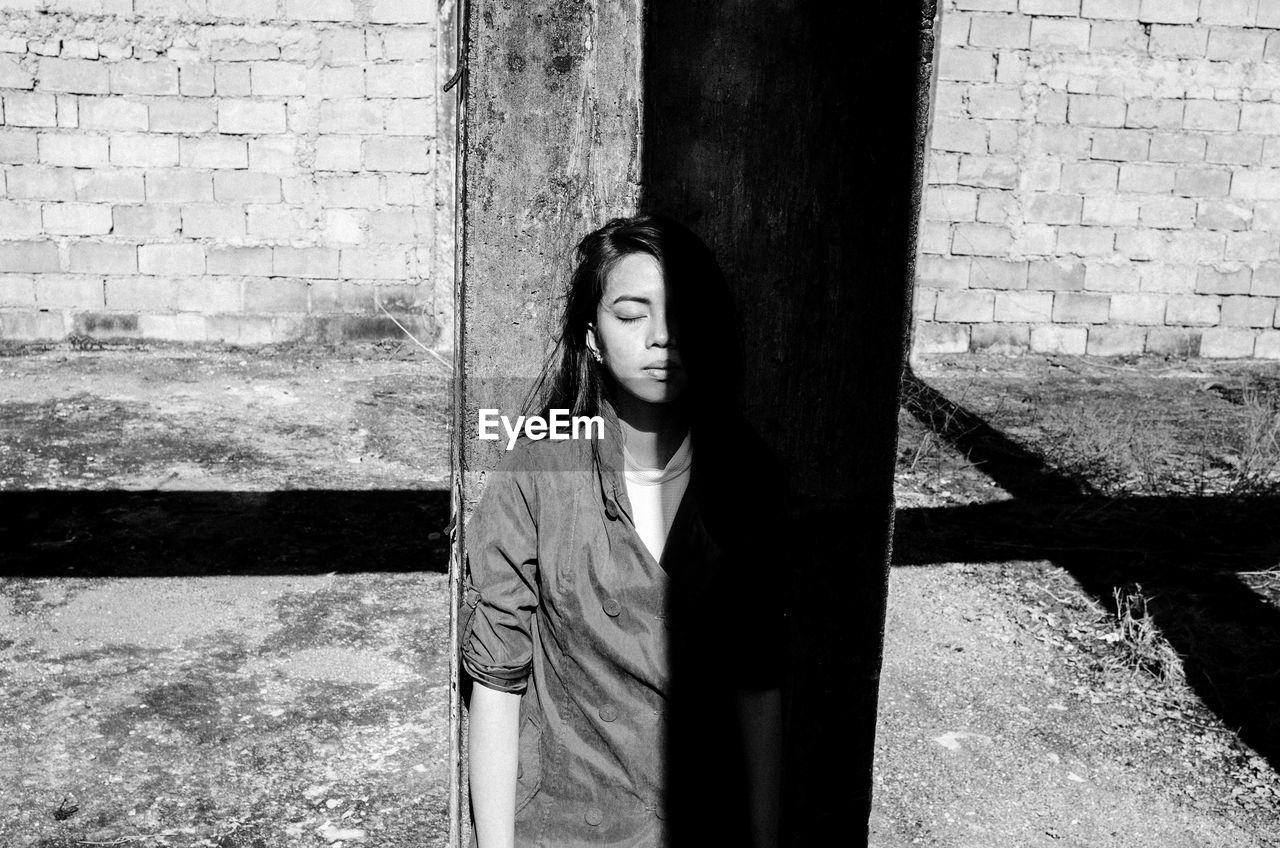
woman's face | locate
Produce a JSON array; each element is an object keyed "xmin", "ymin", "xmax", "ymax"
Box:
[{"xmin": 586, "ymin": 252, "xmax": 687, "ymax": 407}]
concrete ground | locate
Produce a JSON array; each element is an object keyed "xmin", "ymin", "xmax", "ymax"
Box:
[
  {"xmin": 1, "ymin": 343, "xmax": 452, "ymax": 848},
  {"xmin": 3, "ymin": 344, "xmax": 1278, "ymax": 847}
]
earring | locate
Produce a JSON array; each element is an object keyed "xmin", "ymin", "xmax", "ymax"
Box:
[{"xmin": 591, "ymin": 350, "xmax": 603, "ymax": 364}]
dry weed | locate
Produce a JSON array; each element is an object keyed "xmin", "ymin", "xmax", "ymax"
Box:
[{"xmin": 1111, "ymin": 583, "xmax": 1187, "ymax": 691}]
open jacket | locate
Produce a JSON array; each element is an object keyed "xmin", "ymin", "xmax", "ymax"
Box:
[{"xmin": 461, "ymin": 394, "xmax": 793, "ymax": 847}]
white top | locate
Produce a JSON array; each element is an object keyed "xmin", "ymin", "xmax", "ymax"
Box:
[{"xmin": 622, "ymin": 431, "xmax": 693, "ymax": 564}]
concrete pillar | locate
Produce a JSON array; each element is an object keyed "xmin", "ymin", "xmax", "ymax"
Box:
[{"xmin": 451, "ymin": 1, "xmax": 939, "ymax": 844}]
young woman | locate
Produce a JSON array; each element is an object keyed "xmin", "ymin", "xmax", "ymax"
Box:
[{"xmin": 460, "ymin": 214, "xmax": 791, "ymax": 848}]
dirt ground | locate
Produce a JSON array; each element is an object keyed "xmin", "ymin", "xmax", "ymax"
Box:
[{"xmin": 1, "ymin": 342, "xmax": 1278, "ymax": 847}]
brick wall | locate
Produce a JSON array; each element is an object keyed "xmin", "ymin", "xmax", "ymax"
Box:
[
  {"xmin": 0, "ymin": 0, "xmax": 452, "ymax": 347},
  {"xmin": 914, "ymin": 0, "xmax": 1280, "ymax": 359}
]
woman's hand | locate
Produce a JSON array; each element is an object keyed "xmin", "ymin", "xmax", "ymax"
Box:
[{"xmin": 469, "ymin": 683, "xmax": 523, "ymax": 848}]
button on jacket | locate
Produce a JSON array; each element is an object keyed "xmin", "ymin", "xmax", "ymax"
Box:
[{"xmin": 461, "ymin": 395, "xmax": 791, "ymax": 848}]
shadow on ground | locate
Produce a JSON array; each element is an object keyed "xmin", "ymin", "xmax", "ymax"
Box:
[
  {"xmin": 1, "ymin": 490, "xmax": 451, "ymax": 577},
  {"xmin": 894, "ymin": 367, "xmax": 1280, "ymax": 770}
]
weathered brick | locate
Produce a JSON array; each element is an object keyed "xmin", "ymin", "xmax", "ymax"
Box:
[
  {"xmin": 4, "ymin": 93, "xmax": 57, "ymax": 128},
  {"xmin": 916, "ymin": 255, "xmax": 972, "ymax": 290},
  {"xmin": 215, "ymin": 64, "xmax": 251, "ymax": 96},
  {"xmin": 924, "ymin": 187, "xmax": 978, "ymax": 222},
  {"xmin": 144, "ymin": 169, "xmax": 213, "ymax": 202},
  {"xmin": 148, "ymin": 97, "xmax": 216, "ymax": 133},
  {"xmin": 1200, "ymin": 328, "xmax": 1256, "ymax": 357},
  {"xmin": 970, "ymin": 323, "xmax": 1029, "ymax": 353},
  {"xmin": 994, "ymin": 290, "xmax": 1054, "ymax": 321},
  {"xmin": 913, "ymin": 322, "xmax": 970, "ymax": 354},
  {"xmin": 33, "ymin": 274, "xmax": 102, "ymax": 310},
  {"xmin": 1166, "ymin": 293, "xmax": 1222, "ymax": 325},
  {"xmin": 1061, "ymin": 161, "xmax": 1119, "ymax": 192},
  {"xmin": 67, "ymin": 242, "xmax": 136, "ymax": 275},
  {"xmin": 913, "ymin": 289, "xmax": 937, "ymax": 321},
  {"xmin": 1029, "ymin": 260, "xmax": 1086, "ymax": 290},
  {"xmin": 1196, "ymin": 266, "xmax": 1252, "ymax": 295},
  {"xmin": 338, "ymin": 247, "xmax": 408, "ymax": 280},
  {"xmin": 1126, "ymin": 98, "xmax": 1184, "ymax": 129},
  {"xmin": 1084, "ymin": 263, "xmax": 1141, "ymax": 292},
  {"xmin": 1255, "ymin": 264, "xmax": 1280, "ymax": 296},
  {"xmin": 179, "ymin": 62, "xmax": 215, "ymax": 96},
  {"xmin": 365, "ymin": 62, "xmax": 433, "ymax": 99},
  {"xmin": 179, "ymin": 137, "xmax": 248, "ymax": 169},
  {"xmin": 247, "ymin": 206, "xmax": 306, "ymax": 239},
  {"xmin": 1139, "ymin": 196, "xmax": 1197, "ymax": 228},
  {"xmin": 968, "ymin": 258, "xmax": 1028, "ymax": 290},
  {"xmin": 39, "ymin": 57, "xmax": 109, "ymax": 94},
  {"xmin": 318, "ymin": 98, "xmax": 385, "ymax": 133},
  {"xmin": 1207, "ymin": 27, "xmax": 1268, "ymax": 60},
  {"xmin": 1081, "ymin": 195, "xmax": 1140, "ymax": 226},
  {"xmin": 1138, "ymin": 0, "xmax": 1199, "ymax": 23},
  {"xmin": 1184, "ymin": 100, "xmax": 1240, "ymax": 132},
  {"xmin": 1087, "ymin": 325, "xmax": 1147, "ymax": 354},
  {"xmin": 138, "ymin": 244, "xmax": 205, "ymax": 275},
  {"xmin": 1220, "ymin": 295, "xmax": 1277, "ymax": 327},
  {"xmin": 312, "ymin": 135, "xmax": 361, "ymax": 171},
  {"xmin": 1108, "ymin": 291, "xmax": 1166, "ymax": 323},
  {"xmin": 1031, "ymin": 125, "xmax": 1091, "ymax": 158},
  {"xmin": 968, "ymin": 85, "xmax": 1024, "ymax": 121},
  {"xmin": 317, "ymin": 174, "xmax": 381, "ymax": 208},
  {"xmin": 136, "ymin": 313, "xmax": 206, "ymax": 342},
  {"xmin": 111, "ymin": 62, "xmax": 179, "ymax": 96},
  {"xmin": 284, "ymin": 0, "xmax": 355, "ymax": 19},
  {"xmin": 1022, "ymin": 0, "xmax": 1081, "ymax": 12},
  {"xmin": 1260, "ymin": 0, "xmax": 1280, "ymax": 28},
  {"xmin": 322, "ymin": 208, "xmax": 366, "ymax": 243},
  {"xmin": 935, "ymin": 290, "xmax": 996, "ymax": 323},
  {"xmin": 1150, "ymin": 24, "xmax": 1209, "ymax": 57},
  {"xmin": 274, "ymin": 246, "xmax": 339, "ymax": 279},
  {"xmin": 1117, "ymin": 162, "xmax": 1176, "ymax": 193},
  {"xmin": 181, "ymin": 205, "xmax": 246, "ymax": 238},
  {"xmin": 1200, "ymin": 0, "xmax": 1258, "ymax": 26},
  {"xmin": 1091, "ymin": 19, "xmax": 1148, "ymax": 51},
  {"xmin": 206, "ymin": 246, "xmax": 273, "ymax": 276},
  {"xmin": 1081, "ymin": 0, "xmax": 1140, "ymax": 18},
  {"xmin": 176, "ymin": 277, "xmax": 241, "ymax": 313},
  {"xmin": 250, "ymin": 62, "xmax": 308, "ymax": 96},
  {"xmin": 938, "ymin": 46, "xmax": 996, "ymax": 82},
  {"xmin": 1148, "ymin": 132, "xmax": 1205, "ymax": 163},
  {"xmin": 1226, "ymin": 232, "xmax": 1279, "ymax": 262},
  {"xmin": 244, "ymin": 278, "xmax": 310, "ymax": 312},
  {"xmin": 1031, "ymin": 18, "xmax": 1092, "ymax": 52},
  {"xmin": 109, "ymin": 134, "xmax": 179, "ymax": 167},
  {"xmin": 1255, "ymin": 330, "xmax": 1280, "ymax": 358},
  {"xmin": 1197, "ymin": 200, "xmax": 1251, "ymax": 230},
  {"xmin": 1207, "ymin": 133, "xmax": 1263, "ymax": 165},
  {"xmin": 383, "ymin": 99, "xmax": 433, "ymax": 135},
  {"xmin": 7, "ymin": 165, "xmax": 73, "ymax": 200},
  {"xmin": 362, "ymin": 136, "xmax": 431, "ymax": 173},
  {"xmin": 0, "ymin": 275, "xmax": 37, "ymax": 308},
  {"xmin": 1030, "ymin": 324, "xmax": 1088, "ymax": 353},
  {"xmin": 1068, "ymin": 94, "xmax": 1126, "ymax": 127},
  {"xmin": 103, "ymin": 275, "xmax": 174, "ymax": 311},
  {"xmin": 919, "ymin": 222, "xmax": 953, "ymax": 255},
  {"xmin": 1231, "ymin": 168, "xmax": 1280, "ymax": 200},
  {"xmin": 40, "ymin": 133, "xmax": 109, "ymax": 167},
  {"xmin": 78, "ymin": 97, "xmax": 147, "ymax": 131},
  {"xmin": 72, "ymin": 169, "xmax": 144, "ymax": 204},
  {"xmin": 1058, "ymin": 226, "xmax": 1117, "ymax": 256},
  {"xmin": 1145, "ymin": 326, "xmax": 1200, "ymax": 354},
  {"xmin": 1016, "ymin": 223, "xmax": 1058, "ymax": 256},
  {"xmin": 0, "ymin": 239, "xmax": 59, "ymax": 273},
  {"xmin": 967, "ymin": 14, "xmax": 1030, "ymax": 49},
  {"xmin": 950, "ymin": 223, "xmax": 1014, "ymax": 256},
  {"xmin": 213, "ymin": 171, "xmax": 281, "ymax": 203},
  {"xmin": 957, "ymin": 155, "xmax": 1018, "ymax": 188},
  {"xmin": 1170, "ymin": 165, "xmax": 1229, "ymax": 199},
  {"xmin": 1022, "ymin": 193, "xmax": 1079, "ymax": 225},
  {"xmin": 218, "ymin": 100, "xmax": 287, "ymax": 135},
  {"xmin": 939, "ymin": 10, "xmax": 971, "ymax": 45},
  {"xmin": 212, "ymin": 40, "xmax": 280, "ymax": 62},
  {"xmin": 1091, "ymin": 129, "xmax": 1150, "ymax": 161},
  {"xmin": 976, "ymin": 190, "xmax": 1018, "ymax": 223}
]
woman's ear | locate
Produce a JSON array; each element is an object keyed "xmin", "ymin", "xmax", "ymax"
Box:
[{"xmin": 585, "ymin": 322, "xmax": 600, "ymax": 358}]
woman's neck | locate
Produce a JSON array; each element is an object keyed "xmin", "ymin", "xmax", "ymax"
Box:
[{"xmin": 613, "ymin": 394, "xmax": 689, "ymax": 470}]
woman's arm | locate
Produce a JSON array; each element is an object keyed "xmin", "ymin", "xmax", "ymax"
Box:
[
  {"xmin": 735, "ymin": 686, "xmax": 782, "ymax": 848},
  {"xmin": 468, "ymin": 683, "xmax": 523, "ymax": 848}
]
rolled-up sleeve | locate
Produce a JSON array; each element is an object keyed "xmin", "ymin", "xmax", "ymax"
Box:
[{"xmin": 460, "ymin": 456, "xmax": 540, "ymax": 695}]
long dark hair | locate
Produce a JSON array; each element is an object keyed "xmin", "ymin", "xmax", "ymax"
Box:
[{"xmin": 521, "ymin": 214, "xmax": 744, "ymax": 430}]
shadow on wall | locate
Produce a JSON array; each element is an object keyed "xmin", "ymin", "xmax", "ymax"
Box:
[
  {"xmin": 895, "ymin": 369, "xmax": 1280, "ymax": 770},
  {"xmin": 0, "ymin": 490, "xmax": 451, "ymax": 577}
]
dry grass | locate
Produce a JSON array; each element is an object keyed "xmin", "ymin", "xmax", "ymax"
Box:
[{"xmin": 1110, "ymin": 583, "xmax": 1187, "ymax": 692}]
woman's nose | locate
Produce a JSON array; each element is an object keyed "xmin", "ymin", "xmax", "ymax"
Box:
[{"xmin": 648, "ymin": 311, "xmax": 673, "ymax": 347}]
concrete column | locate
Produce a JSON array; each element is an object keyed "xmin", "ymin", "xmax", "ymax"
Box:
[{"xmin": 452, "ymin": 2, "xmax": 939, "ymax": 845}]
